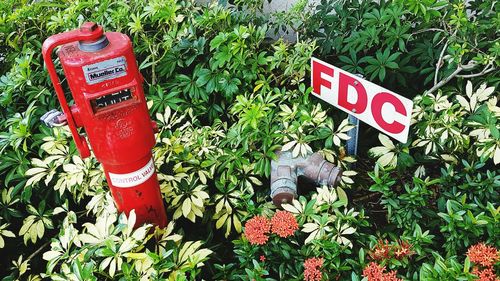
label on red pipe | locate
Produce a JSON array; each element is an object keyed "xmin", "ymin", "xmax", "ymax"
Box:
[
  {"xmin": 108, "ymin": 158, "xmax": 155, "ymax": 188},
  {"xmin": 82, "ymin": 56, "xmax": 127, "ymax": 85}
]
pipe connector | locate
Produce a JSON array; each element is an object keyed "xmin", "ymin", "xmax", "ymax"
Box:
[
  {"xmin": 270, "ymin": 150, "xmax": 342, "ymax": 206},
  {"xmin": 40, "ymin": 109, "xmax": 67, "ymax": 127}
]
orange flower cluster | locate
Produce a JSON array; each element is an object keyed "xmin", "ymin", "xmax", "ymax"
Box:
[
  {"xmin": 467, "ymin": 243, "xmax": 499, "ymax": 267},
  {"xmin": 304, "ymin": 257, "xmax": 324, "ymax": 281},
  {"xmin": 244, "ymin": 211, "xmax": 299, "ymax": 245},
  {"xmin": 362, "ymin": 262, "xmax": 402, "ymax": 281},
  {"xmin": 471, "ymin": 267, "xmax": 498, "ymax": 281},
  {"xmin": 394, "ymin": 241, "xmax": 413, "ymax": 259},
  {"xmin": 370, "ymin": 240, "xmax": 392, "ymax": 261},
  {"xmin": 369, "ymin": 240, "xmax": 414, "ymax": 261},
  {"xmin": 244, "ymin": 215, "xmax": 271, "ymax": 245},
  {"xmin": 271, "ymin": 210, "xmax": 299, "ymax": 238},
  {"xmin": 467, "ymin": 243, "xmax": 499, "ymax": 281}
]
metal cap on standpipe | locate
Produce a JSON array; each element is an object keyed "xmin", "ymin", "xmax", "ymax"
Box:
[
  {"xmin": 79, "ymin": 35, "xmax": 109, "ymax": 52},
  {"xmin": 270, "ymin": 150, "xmax": 343, "ymax": 207},
  {"xmin": 78, "ymin": 22, "xmax": 109, "ymax": 52}
]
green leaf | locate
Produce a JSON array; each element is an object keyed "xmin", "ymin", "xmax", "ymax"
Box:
[
  {"xmin": 337, "ymin": 186, "xmax": 348, "ymax": 206},
  {"xmin": 379, "ymin": 67, "xmax": 386, "ymax": 81},
  {"xmin": 359, "ymin": 248, "xmax": 365, "ymax": 264},
  {"xmin": 210, "ymin": 34, "xmax": 226, "ymax": 51}
]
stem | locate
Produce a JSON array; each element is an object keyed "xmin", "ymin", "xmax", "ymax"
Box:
[
  {"xmin": 95, "ymin": 270, "xmax": 113, "ymax": 280},
  {"xmin": 26, "ymin": 240, "xmax": 51, "ymax": 262},
  {"xmin": 434, "ymin": 41, "xmax": 449, "ymax": 85},
  {"xmin": 151, "ymin": 43, "xmax": 157, "ymax": 86}
]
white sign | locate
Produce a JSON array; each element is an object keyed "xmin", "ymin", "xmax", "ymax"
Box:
[
  {"xmin": 311, "ymin": 57, "xmax": 413, "ymax": 143},
  {"xmin": 82, "ymin": 56, "xmax": 127, "ymax": 85},
  {"xmin": 108, "ymin": 158, "xmax": 155, "ymax": 188}
]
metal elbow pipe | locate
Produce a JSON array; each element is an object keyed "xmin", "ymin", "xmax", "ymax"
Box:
[{"xmin": 270, "ymin": 150, "xmax": 342, "ymax": 206}]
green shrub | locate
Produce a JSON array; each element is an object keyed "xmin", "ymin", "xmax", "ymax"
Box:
[
  {"xmin": 297, "ymin": 0, "xmax": 499, "ymax": 94},
  {"xmin": 0, "ymin": 0, "xmax": 498, "ymax": 280}
]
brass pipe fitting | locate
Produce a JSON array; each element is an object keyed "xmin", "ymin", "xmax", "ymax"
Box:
[{"xmin": 270, "ymin": 150, "xmax": 342, "ymax": 206}]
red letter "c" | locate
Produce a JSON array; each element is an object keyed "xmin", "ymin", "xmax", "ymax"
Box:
[{"xmin": 371, "ymin": 92, "xmax": 407, "ymax": 134}]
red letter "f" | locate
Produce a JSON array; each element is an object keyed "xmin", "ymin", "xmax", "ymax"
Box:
[{"xmin": 312, "ymin": 60, "xmax": 334, "ymax": 96}]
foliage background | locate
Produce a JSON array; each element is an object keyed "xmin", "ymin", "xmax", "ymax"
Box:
[{"xmin": 0, "ymin": 0, "xmax": 498, "ymax": 280}]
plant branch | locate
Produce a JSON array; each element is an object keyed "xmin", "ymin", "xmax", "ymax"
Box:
[
  {"xmin": 427, "ymin": 61, "xmax": 477, "ymax": 94},
  {"xmin": 456, "ymin": 62, "xmax": 496, "ymax": 78},
  {"xmin": 411, "ymin": 28, "xmax": 445, "ymax": 36},
  {"xmin": 353, "ymin": 193, "xmax": 380, "ymax": 203}
]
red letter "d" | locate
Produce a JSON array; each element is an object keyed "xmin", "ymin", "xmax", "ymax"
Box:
[{"xmin": 338, "ymin": 73, "xmax": 367, "ymax": 114}]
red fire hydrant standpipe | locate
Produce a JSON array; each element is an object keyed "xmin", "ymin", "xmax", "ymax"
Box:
[{"xmin": 42, "ymin": 22, "xmax": 167, "ymax": 228}]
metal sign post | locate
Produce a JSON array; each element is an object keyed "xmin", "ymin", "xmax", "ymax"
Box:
[
  {"xmin": 346, "ymin": 74, "xmax": 364, "ymax": 157},
  {"xmin": 346, "ymin": 114, "xmax": 360, "ymax": 156}
]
